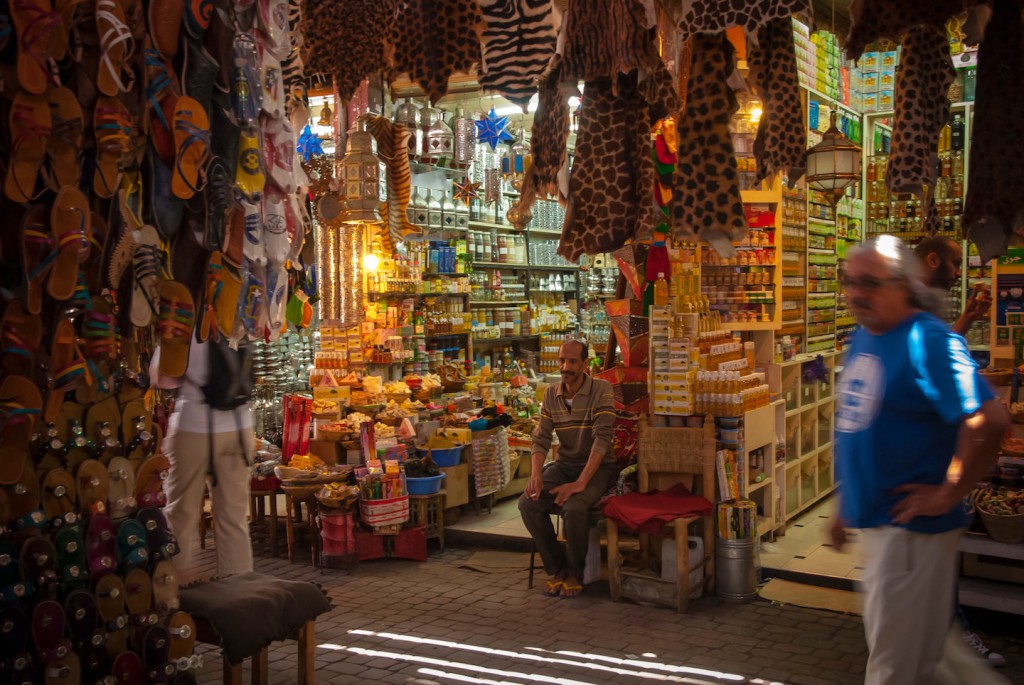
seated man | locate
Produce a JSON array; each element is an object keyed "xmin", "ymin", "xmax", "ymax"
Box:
[{"xmin": 519, "ymin": 340, "xmax": 619, "ymax": 598}]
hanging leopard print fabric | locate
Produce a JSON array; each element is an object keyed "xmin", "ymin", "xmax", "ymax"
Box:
[
  {"xmin": 517, "ymin": 66, "xmax": 570, "ymax": 215},
  {"xmin": 559, "ymin": 0, "xmax": 659, "ymax": 88},
  {"xmin": 477, "ymin": 0, "xmax": 559, "ymax": 109},
  {"xmin": 845, "ymin": 0, "xmax": 984, "ymax": 61},
  {"xmin": 748, "ymin": 17, "xmax": 806, "ymax": 186},
  {"xmin": 676, "ymin": 0, "xmax": 811, "ymax": 41},
  {"xmin": 964, "ymin": 0, "xmax": 1024, "ymax": 261},
  {"xmin": 363, "ymin": 115, "xmax": 420, "ymax": 251},
  {"xmin": 304, "ymin": 0, "xmax": 395, "ymax": 101},
  {"xmin": 885, "ymin": 25, "xmax": 954, "ymax": 200},
  {"xmin": 390, "ymin": 0, "xmax": 484, "ymax": 104},
  {"xmin": 671, "ymin": 33, "xmax": 748, "ymax": 254},
  {"xmin": 558, "ymin": 74, "xmax": 655, "ymax": 262}
]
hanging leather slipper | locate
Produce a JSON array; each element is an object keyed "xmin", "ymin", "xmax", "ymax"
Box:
[
  {"xmin": 93, "ymin": 96, "xmax": 134, "ymax": 199},
  {"xmin": 117, "ymin": 518, "xmax": 149, "ymax": 572},
  {"xmin": 22, "ymin": 205, "xmax": 53, "ymax": 315},
  {"xmin": 111, "ymin": 650, "xmax": 143, "ymax": 685},
  {"xmin": 147, "ymin": 0, "xmax": 182, "ymax": 59},
  {"xmin": 8, "ymin": 463, "xmax": 46, "ymax": 537},
  {"xmin": 47, "ymin": 185, "xmax": 89, "ymax": 301},
  {"xmin": 19, "ymin": 536, "xmax": 59, "ymax": 597},
  {"xmin": 142, "ymin": 624, "xmax": 175, "ymax": 682},
  {"xmin": 166, "ymin": 611, "xmax": 196, "ymax": 671},
  {"xmin": 107, "ymin": 457, "xmax": 136, "ymax": 521},
  {"xmin": 54, "ymin": 527, "xmax": 89, "ymax": 593},
  {"xmin": 215, "ymin": 255, "xmax": 242, "ymax": 338},
  {"xmin": 95, "ymin": 574, "xmax": 129, "ymax": 654},
  {"xmin": 0, "ymin": 606, "xmax": 36, "ymax": 684},
  {"xmin": 129, "ymin": 225, "xmax": 162, "ymax": 328},
  {"xmin": 124, "ymin": 567, "xmax": 157, "ymax": 634},
  {"xmin": 144, "ymin": 46, "xmax": 180, "ymax": 165},
  {"xmin": 150, "ymin": 560, "xmax": 178, "ymax": 613},
  {"xmin": 12, "ymin": 0, "xmax": 60, "ymax": 94},
  {"xmin": 81, "ymin": 296, "xmax": 118, "ymax": 392},
  {"xmin": 0, "ymin": 375, "xmax": 42, "ymax": 485},
  {"xmin": 44, "ymin": 318, "xmax": 90, "ymax": 422},
  {"xmin": 43, "ymin": 652, "xmax": 79, "ymax": 685},
  {"xmin": 136, "ymin": 507, "xmax": 178, "ymax": 561},
  {"xmin": 0, "ymin": 538, "xmax": 34, "ymax": 605},
  {"xmin": 86, "ymin": 513, "xmax": 118, "ymax": 579},
  {"xmin": 4, "ymin": 92, "xmax": 52, "ymax": 202},
  {"xmin": 76, "ymin": 459, "xmax": 109, "ymax": 517},
  {"xmin": 64, "ymin": 588, "xmax": 100, "ymax": 649},
  {"xmin": 236, "ymin": 128, "xmax": 265, "ymax": 200},
  {"xmin": 95, "ymin": 0, "xmax": 134, "ymax": 96},
  {"xmin": 41, "ymin": 467, "xmax": 78, "ymax": 530},
  {"xmin": 134, "ymin": 455, "xmax": 169, "ymax": 510},
  {"xmin": 45, "ymin": 86, "xmax": 84, "ymax": 190},
  {"xmin": 121, "ymin": 399, "xmax": 154, "ymax": 462},
  {"xmin": 85, "ymin": 396, "xmax": 122, "ymax": 464},
  {"xmin": 2, "ymin": 300, "xmax": 42, "ymax": 377},
  {"xmin": 32, "ymin": 600, "xmax": 72, "ymax": 664},
  {"xmin": 171, "ymin": 96, "xmax": 210, "ymax": 200},
  {"xmin": 156, "ymin": 280, "xmax": 194, "ymax": 378}
]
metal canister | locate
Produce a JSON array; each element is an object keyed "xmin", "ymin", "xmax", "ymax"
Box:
[{"xmin": 453, "ymin": 106, "xmax": 475, "ymax": 168}]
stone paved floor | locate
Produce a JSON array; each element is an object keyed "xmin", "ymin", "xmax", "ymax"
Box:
[{"xmin": 189, "ymin": 538, "xmax": 1024, "ymax": 685}]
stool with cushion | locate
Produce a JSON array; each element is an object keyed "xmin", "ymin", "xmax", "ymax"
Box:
[{"xmin": 179, "ymin": 572, "xmax": 332, "ymax": 685}]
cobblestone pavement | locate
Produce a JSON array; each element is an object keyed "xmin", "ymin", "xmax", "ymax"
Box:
[{"xmin": 190, "ymin": 542, "xmax": 1024, "ymax": 685}]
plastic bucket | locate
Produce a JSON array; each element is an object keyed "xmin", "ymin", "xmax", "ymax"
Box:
[
  {"xmin": 716, "ymin": 537, "xmax": 757, "ymax": 601},
  {"xmin": 406, "ymin": 474, "xmax": 445, "ymax": 495},
  {"xmin": 416, "ymin": 445, "xmax": 463, "ymax": 467}
]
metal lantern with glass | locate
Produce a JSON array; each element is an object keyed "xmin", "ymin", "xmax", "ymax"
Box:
[
  {"xmin": 340, "ymin": 123, "xmax": 381, "ymax": 223},
  {"xmin": 806, "ymin": 110, "xmax": 862, "ymax": 206}
]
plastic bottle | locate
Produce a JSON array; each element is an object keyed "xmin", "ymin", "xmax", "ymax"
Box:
[
  {"xmin": 653, "ymin": 272, "xmax": 669, "ymax": 306},
  {"xmin": 950, "ymin": 114, "xmax": 964, "ymax": 151}
]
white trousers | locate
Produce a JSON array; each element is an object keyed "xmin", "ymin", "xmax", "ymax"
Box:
[
  {"xmin": 860, "ymin": 526, "xmax": 1008, "ymax": 685},
  {"xmin": 163, "ymin": 427, "xmax": 255, "ymax": 585}
]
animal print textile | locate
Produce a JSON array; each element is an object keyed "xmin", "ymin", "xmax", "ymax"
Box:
[
  {"xmin": 303, "ymin": 0, "xmax": 394, "ymax": 102},
  {"xmin": 363, "ymin": 115, "xmax": 419, "ymax": 250},
  {"xmin": 671, "ymin": 33, "xmax": 748, "ymax": 255},
  {"xmin": 885, "ymin": 24, "xmax": 954, "ymax": 199},
  {"xmin": 964, "ymin": 0, "xmax": 1024, "ymax": 261},
  {"xmin": 477, "ymin": 0, "xmax": 558, "ymax": 109},
  {"xmin": 517, "ymin": 66, "xmax": 570, "ymax": 214},
  {"xmin": 845, "ymin": 0, "xmax": 985, "ymax": 61},
  {"xmin": 558, "ymin": 74, "xmax": 655, "ymax": 262},
  {"xmin": 390, "ymin": 0, "xmax": 484, "ymax": 104},
  {"xmin": 676, "ymin": 0, "xmax": 811, "ymax": 42},
  {"xmin": 559, "ymin": 0, "xmax": 659, "ymax": 88},
  {"xmin": 748, "ymin": 17, "xmax": 806, "ymax": 186}
]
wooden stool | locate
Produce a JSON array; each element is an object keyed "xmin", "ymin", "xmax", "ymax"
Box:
[
  {"xmin": 285, "ymin": 492, "xmax": 320, "ymax": 565},
  {"xmin": 409, "ymin": 491, "xmax": 446, "ymax": 550},
  {"xmin": 249, "ymin": 488, "xmax": 281, "ymax": 557},
  {"xmin": 180, "ymin": 573, "xmax": 330, "ymax": 685}
]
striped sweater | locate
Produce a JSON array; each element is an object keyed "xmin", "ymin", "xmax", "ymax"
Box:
[{"xmin": 532, "ymin": 375, "xmax": 616, "ymax": 465}]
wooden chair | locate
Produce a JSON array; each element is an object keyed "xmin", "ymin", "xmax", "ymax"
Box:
[{"xmin": 606, "ymin": 415, "xmax": 716, "ymax": 613}]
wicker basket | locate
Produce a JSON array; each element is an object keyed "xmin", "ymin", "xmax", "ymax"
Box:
[{"xmin": 978, "ymin": 508, "xmax": 1024, "ymax": 544}]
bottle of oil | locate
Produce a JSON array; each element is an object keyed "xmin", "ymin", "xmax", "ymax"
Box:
[{"xmin": 653, "ymin": 273, "xmax": 669, "ymax": 306}]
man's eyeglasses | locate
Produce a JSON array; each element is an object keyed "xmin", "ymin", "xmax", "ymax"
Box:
[{"xmin": 839, "ymin": 274, "xmax": 902, "ymax": 292}]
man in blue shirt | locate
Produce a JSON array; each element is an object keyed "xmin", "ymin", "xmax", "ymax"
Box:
[{"xmin": 834, "ymin": 236, "xmax": 1008, "ymax": 684}]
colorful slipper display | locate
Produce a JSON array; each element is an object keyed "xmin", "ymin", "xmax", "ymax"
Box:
[
  {"xmin": 171, "ymin": 96, "xmax": 210, "ymax": 200},
  {"xmin": 4, "ymin": 92, "xmax": 51, "ymax": 203}
]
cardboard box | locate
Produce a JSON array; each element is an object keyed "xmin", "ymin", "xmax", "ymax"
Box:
[
  {"xmin": 878, "ymin": 89, "xmax": 894, "ymax": 111},
  {"xmin": 859, "ymin": 51, "xmax": 879, "ymax": 70},
  {"xmin": 879, "ymin": 67, "xmax": 896, "ymax": 90},
  {"xmin": 440, "ymin": 463, "xmax": 470, "ymax": 509},
  {"xmin": 308, "ymin": 439, "xmax": 340, "ymax": 465},
  {"xmin": 857, "ymin": 71, "xmax": 878, "ymax": 92}
]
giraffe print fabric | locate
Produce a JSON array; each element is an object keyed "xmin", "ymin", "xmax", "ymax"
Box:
[
  {"xmin": 845, "ymin": 0, "xmax": 985, "ymax": 61},
  {"xmin": 517, "ymin": 66, "xmax": 570, "ymax": 213},
  {"xmin": 559, "ymin": 0, "xmax": 659, "ymax": 88},
  {"xmin": 676, "ymin": 0, "xmax": 811, "ymax": 41},
  {"xmin": 303, "ymin": 0, "xmax": 395, "ymax": 102}
]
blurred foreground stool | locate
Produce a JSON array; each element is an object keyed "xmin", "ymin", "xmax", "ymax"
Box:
[{"xmin": 180, "ymin": 572, "xmax": 332, "ymax": 685}]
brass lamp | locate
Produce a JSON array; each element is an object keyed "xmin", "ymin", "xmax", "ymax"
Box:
[
  {"xmin": 806, "ymin": 110, "xmax": 861, "ymax": 206},
  {"xmin": 340, "ymin": 122, "xmax": 381, "ymax": 223}
]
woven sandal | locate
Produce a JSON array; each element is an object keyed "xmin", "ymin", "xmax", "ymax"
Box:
[
  {"xmin": 93, "ymin": 96, "xmax": 134, "ymax": 199},
  {"xmin": 4, "ymin": 92, "xmax": 51, "ymax": 202},
  {"xmin": 47, "ymin": 184, "xmax": 89, "ymax": 301},
  {"xmin": 44, "ymin": 318, "xmax": 91, "ymax": 422},
  {"xmin": 11, "ymin": 0, "xmax": 61, "ymax": 94},
  {"xmin": 45, "ymin": 86, "xmax": 84, "ymax": 190},
  {"xmin": 0, "ymin": 375, "xmax": 42, "ymax": 485},
  {"xmin": 155, "ymin": 280, "xmax": 194, "ymax": 378},
  {"xmin": 81, "ymin": 295, "xmax": 118, "ymax": 390},
  {"xmin": 1, "ymin": 300, "xmax": 42, "ymax": 376},
  {"xmin": 171, "ymin": 96, "xmax": 210, "ymax": 200},
  {"xmin": 95, "ymin": 0, "xmax": 134, "ymax": 96},
  {"xmin": 145, "ymin": 44, "xmax": 180, "ymax": 165}
]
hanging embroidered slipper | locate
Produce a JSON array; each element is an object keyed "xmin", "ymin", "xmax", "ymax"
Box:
[
  {"xmin": 0, "ymin": 375, "xmax": 42, "ymax": 485},
  {"xmin": 93, "ymin": 96, "xmax": 133, "ymax": 199},
  {"xmin": 22, "ymin": 206, "xmax": 53, "ymax": 315},
  {"xmin": 95, "ymin": 0, "xmax": 135, "ymax": 96},
  {"xmin": 170, "ymin": 97, "xmax": 210, "ymax": 200},
  {"xmin": 150, "ymin": 560, "xmax": 178, "ymax": 613},
  {"xmin": 107, "ymin": 457, "xmax": 136, "ymax": 521},
  {"xmin": 45, "ymin": 86, "xmax": 84, "ymax": 190},
  {"xmin": 134, "ymin": 455, "xmax": 169, "ymax": 510},
  {"xmin": 147, "ymin": 0, "xmax": 182, "ymax": 59},
  {"xmin": 55, "ymin": 527, "xmax": 89, "ymax": 593},
  {"xmin": 262, "ymin": 116, "xmax": 295, "ymax": 193},
  {"xmin": 46, "ymin": 185, "xmax": 88, "ymax": 301},
  {"xmin": 44, "ymin": 318, "xmax": 90, "ymax": 422},
  {"xmin": 124, "ymin": 567, "xmax": 157, "ymax": 633},
  {"xmin": 236, "ymin": 128, "xmax": 265, "ymax": 200},
  {"xmin": 4, "ymin": 92, "xmax": 52, "ymax": 202},
  {"xmin": 32, "ymin": 600, "xmax": 73, "ymax": 664},
  {"xmin": 11, "ymin": 0, "xmax": 60, "ymax": 94},
  {"xmin": 64, "ymin": 589, "xmax": 100, "ymax": 649},
  {"xmin": 136, "ymin": 507, "xmax": 178, "ymax": 561},
  {"xmin": 41, "ymin": 468, "xmax": 78, "ymax": 530},
  {"xmin": 76, "ymin": 459, "xmax": 109, "ymax": 517},
  {"xmin": 129, "ymin": 225, "xmax": 161, "ymax": 327},
  {"xmin": 95, "ymin": 573, "xmax": 129, "ymax": 654},
  {"xmin": 166, "ymin": 611, "xmax": 195, "ymax": 671},
  {"xmin": 111, "ymin": 650, "xmax": 143, "ymax": 685},
  {"xmin": 156, "ymin": 280, "xmax": 194, "ymax": 378},
  {"xmin": 264, "ymin": 264, "xmax": 287, "ymax": 342}
]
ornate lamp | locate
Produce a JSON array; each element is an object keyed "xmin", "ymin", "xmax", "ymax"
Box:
[
  {"xmin": 340, "ymin": 122, "xmax": 381, "ymax": 223},
  {"xmin": 806, "ymin": 110, "xmax": 862, "ymax": 206}
]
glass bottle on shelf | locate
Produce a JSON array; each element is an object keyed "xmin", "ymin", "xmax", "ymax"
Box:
[{"xmin": 950, "ymin": 114, "xmax": 964, "ymax": 151}]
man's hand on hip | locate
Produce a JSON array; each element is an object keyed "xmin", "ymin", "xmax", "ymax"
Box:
[
  {"xmin": 890, "ymin": 483, "xmax": 960, "ymax": 525},
  {"xmin": 550, "ymin": 481, "xmax": 586, "ymax": 507}
]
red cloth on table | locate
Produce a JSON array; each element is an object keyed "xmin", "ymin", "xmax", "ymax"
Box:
[{"xmin": 602, "ymin": 483, "xmax": 713, "ymax": 535}]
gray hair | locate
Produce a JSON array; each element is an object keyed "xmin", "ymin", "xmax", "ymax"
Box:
[{"xmin": 846, "ymin": 235, "xmax": 944, "ymax": 314}]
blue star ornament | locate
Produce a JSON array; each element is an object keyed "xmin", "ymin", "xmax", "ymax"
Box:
[{"xmin": 475, "ymin": 108, "xmax": 516, "ymax": 150}]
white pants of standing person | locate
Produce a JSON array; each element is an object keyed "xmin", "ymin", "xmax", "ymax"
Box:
[
  {"xmin": 162, "ymin": 426, "xmax": 255, "ymax": 585},
  {"xmin": 860, "ymin": 526, "xmax": 1008, "ymax": 685}
]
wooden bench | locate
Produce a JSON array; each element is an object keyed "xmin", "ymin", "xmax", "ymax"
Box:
[{"xmin": 193, "ymin": 616, "xmax": 315, "ymax": 685}]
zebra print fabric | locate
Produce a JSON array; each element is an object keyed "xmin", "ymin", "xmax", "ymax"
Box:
[
  {"xmin": 477, "ymin": 0, "xmax": 558, "ymax": 109},
  {"xmin": 363, "ymin": 115, "xmax": 419, "ymax": 251}
]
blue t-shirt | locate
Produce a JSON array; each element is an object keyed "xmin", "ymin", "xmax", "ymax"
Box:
[{"xmin": 835, "ymin": 311, "xmax": 994, "ymax": 534}]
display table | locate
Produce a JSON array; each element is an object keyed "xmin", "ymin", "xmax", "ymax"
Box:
[{"xmin": 958, "ymin": 533, "xmax": 1024, "ymax": 616}]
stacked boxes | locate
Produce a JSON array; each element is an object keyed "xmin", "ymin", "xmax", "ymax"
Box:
[
  {"xmin": 650, "ymin": 306, "xmax": 695, "ymax": 416},
  {"xmin": 853, "ymin": 45, "xmax": 899, "ymax": 113}
]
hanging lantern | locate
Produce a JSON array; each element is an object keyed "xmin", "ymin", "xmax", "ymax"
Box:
[
  {"xmin": 339, "ymin": 123, "xmax": 381, "ymax": 223},
  {"xmin": 425, "ymin": 111, "xmax": 455, "ymax": 166},
  {"xmin": 453, "ymin": 106, "xmax": 475, "ymax": 168},
  {"xmin": 394, "ymin": 98, "xmax": 420, "ymax": 158},
  {"xmin": 806, "ymin": 110, "xmax": 861, "ymax": 206}
]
